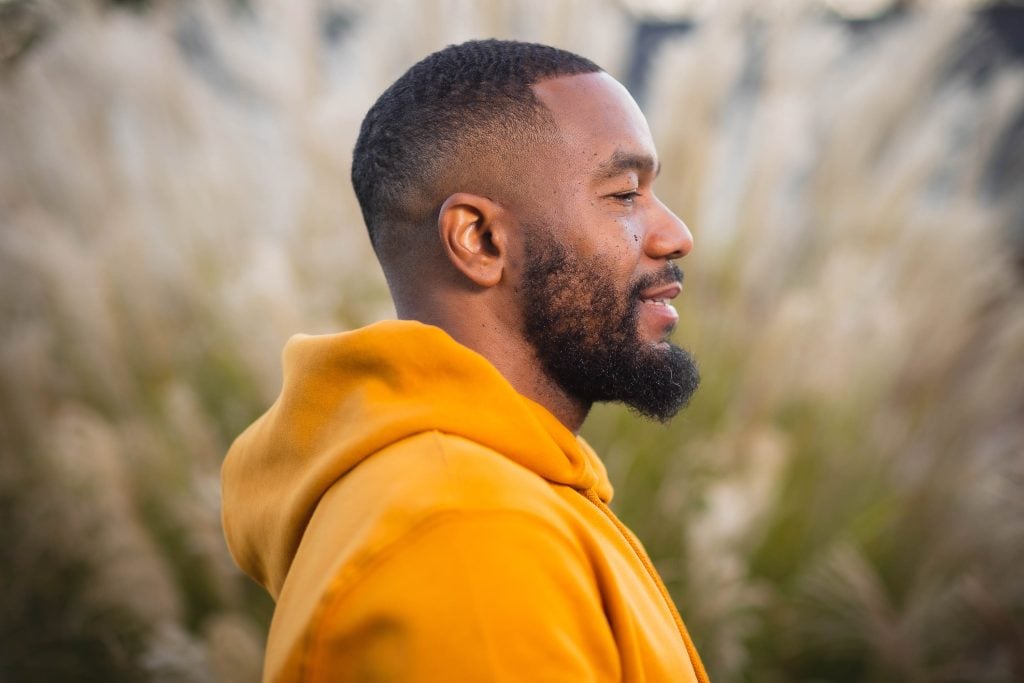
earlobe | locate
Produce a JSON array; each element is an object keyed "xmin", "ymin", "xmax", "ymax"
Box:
[{"xmin": 438, "ymin": 193, "xmax": 506, "ymax": 288}]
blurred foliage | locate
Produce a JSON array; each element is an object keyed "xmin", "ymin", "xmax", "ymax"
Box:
[
  {"xmin": 0, "ymin": 462, "xmax": 149, "ymax": 682},
  {"xmin": 1, "ymin": 1, "xmax": 1022, "ymax": 681}
]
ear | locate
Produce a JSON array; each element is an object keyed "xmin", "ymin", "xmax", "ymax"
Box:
[{"xmin": 437, "ymin": 192, "xmax": 507, "ymax": 288}]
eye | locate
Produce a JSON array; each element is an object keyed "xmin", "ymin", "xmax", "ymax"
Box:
[{"xmin": 611, "ymin": 189, "xmax": 640, "ymax": 205}]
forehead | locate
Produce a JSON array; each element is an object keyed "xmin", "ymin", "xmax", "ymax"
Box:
[{"xmin": 532, "ymin": 72, "xmax": 657, "ymax": 175}]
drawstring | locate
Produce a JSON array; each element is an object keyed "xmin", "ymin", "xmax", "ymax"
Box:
[{"xmin": 584, "ymin": 488, "xmax": 710, "ymax": 683}]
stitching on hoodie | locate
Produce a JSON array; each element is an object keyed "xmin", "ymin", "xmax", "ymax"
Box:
[{"xmin": 582, "ymin": 488, "xmax": 710, "ymax": 683}]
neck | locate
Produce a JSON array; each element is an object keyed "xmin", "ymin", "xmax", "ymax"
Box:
[
  {"xmin": 395, "ymin": 300, "xmax": 590, "ymax": 434},
  {"xmin": 519, "ymin": 366, "xmax": 591, "ymax": 434}
]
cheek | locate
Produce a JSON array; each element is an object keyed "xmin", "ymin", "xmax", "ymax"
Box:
[
  {"xmin": 598, "ymin": 237, "xmax": 644, "ymax": 298},
  {"xmin": 625, "ymin": 221, "xmax": 642, "ymax": 248},
  {"xmin": 608, "ymin": 219, "xmax": 644, "ymax": 268},
  {"xmin": 558, "ymin": 196, "xmax": 642, "ymax": 272}
]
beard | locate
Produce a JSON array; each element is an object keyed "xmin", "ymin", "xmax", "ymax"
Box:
[{"xmin": 520, "ymin": 227, "xmax": 700, "ymax": 422}]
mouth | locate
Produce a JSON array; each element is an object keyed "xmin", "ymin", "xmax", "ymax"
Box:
[
  {"xmin": 637, "ymin": 281, "xmax": 681, "ymax": 339},
  {"xmin": 639, "ymin": 282, "xmax": 682, "ymax": 306}
]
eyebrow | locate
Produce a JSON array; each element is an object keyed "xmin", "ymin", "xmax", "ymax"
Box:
[{"xmin": 592, "ymin": 149, "xmax": 661, "ymax": 182}]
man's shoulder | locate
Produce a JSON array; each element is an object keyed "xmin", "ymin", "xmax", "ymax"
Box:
[
  {"xmin": 288, "ymin": 429, "xmax": 595, "ymax": 594},
  {"xmin": 297, "ymin": 430, "xmax": 588, "ymax": 580},
  {"xmin": 341, "ymin": 430, "xmax": 577, "ymax": 523},
  {"xmin": 267, "ymin": 431, "xmax": 604, "ymax": 683}
]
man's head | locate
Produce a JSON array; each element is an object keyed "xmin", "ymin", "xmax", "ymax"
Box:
[{"xmin": 351, "ymin": 40, "xmax": 699, "ymax": 423}]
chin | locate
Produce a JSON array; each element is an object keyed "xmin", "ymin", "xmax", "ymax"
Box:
[{"xmin": 641, "ymin": 326, "xmax": 676, "ymax": 348}]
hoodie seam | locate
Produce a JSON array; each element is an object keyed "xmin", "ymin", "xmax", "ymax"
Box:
[
  {"xmin": 298, "ymin": 507, "xmax": 596, "ymax": 682},
  {"xmin": 581, "ymin": 488, "xmax": 709, "ymax": 683}
]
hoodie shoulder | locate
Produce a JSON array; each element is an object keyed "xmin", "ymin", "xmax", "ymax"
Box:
[
  {"xmin": 314, "ymin": 429, "xmax": 584, "ymax": 551},
  {"xmin": 263, "ymin": 430, "xmax": 590, "ymax": 681}
]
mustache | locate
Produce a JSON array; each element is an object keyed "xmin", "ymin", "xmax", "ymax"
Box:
[{"xmin": 630, "ymin": 262, "xmax": 683, "ymax": 299}]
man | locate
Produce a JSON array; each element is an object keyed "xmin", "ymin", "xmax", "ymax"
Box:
[{"xmin": 222, "ymin": 39, "xmax": 708, "ymax": 682}]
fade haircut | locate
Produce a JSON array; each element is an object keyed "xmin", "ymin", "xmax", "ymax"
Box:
[{"xmin": 351, "ymin": 39, "xmax": 602, "ymax": 257}]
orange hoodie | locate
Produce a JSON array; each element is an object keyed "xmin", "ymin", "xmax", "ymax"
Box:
[{"xmin": 222, "ymin": 321, "xmax": 709, "ymax": 682}]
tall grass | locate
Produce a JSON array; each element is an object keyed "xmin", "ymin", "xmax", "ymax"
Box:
[{"xmin": 1, "ymin": 1, "xmax": 1021, "ymax": 681}]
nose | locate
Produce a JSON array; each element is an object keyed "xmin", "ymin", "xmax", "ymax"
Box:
[{"xmin": 645, "ymin": 196, "xmax": 693, "ymax": 260}]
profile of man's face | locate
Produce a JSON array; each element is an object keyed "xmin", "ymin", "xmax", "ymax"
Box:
[{"xmin": 514, "ymin": 72, "xmax": 700, "ymax": 420}]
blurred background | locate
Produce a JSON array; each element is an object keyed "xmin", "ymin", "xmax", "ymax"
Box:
[{"xmin": 1, "ymin": 0, "xmax": 1022, "ymax": 681}]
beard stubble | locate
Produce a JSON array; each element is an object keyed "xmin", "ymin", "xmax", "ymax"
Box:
[{"xmin": 519, "ymin": 226, "xmax": 700, "ymax": 422}]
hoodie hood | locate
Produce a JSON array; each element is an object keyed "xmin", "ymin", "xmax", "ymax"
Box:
[{"xmin": 221, "ymin": 320, "xmax": 613, "ymax": 597}]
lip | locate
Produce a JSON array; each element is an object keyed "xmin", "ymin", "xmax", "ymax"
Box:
[
  {"xmin": 638, "ymin": 281, "xmax": 681, "ymax": 338},
  {"xmin": 639, "ymin": 282, "xmax": 682, "ymax": 304}
]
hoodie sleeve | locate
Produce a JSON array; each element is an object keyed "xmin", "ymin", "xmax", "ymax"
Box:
[{"xmin": 293, "ymin": 510, "xmax": 622, "ymax": 682}]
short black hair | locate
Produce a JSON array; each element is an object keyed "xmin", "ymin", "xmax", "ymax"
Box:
[{"xmin": 351, "ymin": 39, "xmax": 602, "ymax": 256}]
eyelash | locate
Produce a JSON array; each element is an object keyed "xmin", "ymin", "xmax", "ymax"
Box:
[{"xmin": 612, "ymin": 190, "xmax": 640, "ymax": 204}]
